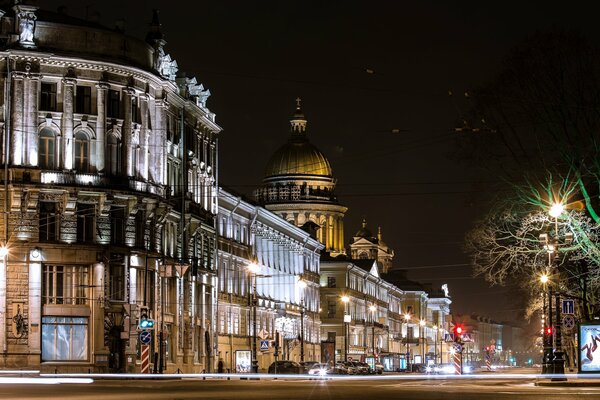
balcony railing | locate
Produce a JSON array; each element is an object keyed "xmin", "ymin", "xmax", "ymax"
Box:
[{"xmin": 40, "ymin": 170, "xmax": 166, "ymax": 197}]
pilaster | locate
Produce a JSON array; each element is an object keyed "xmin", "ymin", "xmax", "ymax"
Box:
[
  {"xmin": 95, "ymin": 82, "xmax": 109, "ymax": 173},
  {"xmin": 122, "ymin": 87, "xmax": 135, "ymax": 177},
  {"xmin": 62, "ymin": 77, "xmax": 76, "ymax": 170},
  {"xmin": 11, "ymin": 72, "xmax": 25, "ymax": 165}
]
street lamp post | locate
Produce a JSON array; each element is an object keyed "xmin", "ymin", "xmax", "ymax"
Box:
[
  {"xmin": 419, "ymin": 319, "xmax": 426, "ymax": 364},
  {"xmin": 298, "ymin": 279, "xmax": 307, "ymax": 363},
  {"xmin": 404, "ymin": 313, "xmax": 411, "ymax": 371},
  {"xmin": 342, "ymin": 295, "xmax": 350, "ymax": 362},
  {"xmin": 433, "ymin": 325, "xmax": 438, "ymax": 365},
  {"xmin": 369, "ymin": 305, "xmax": 377, "ymax": 360},
  {"xmin": 247, "ymin": 263, "xmax": 260, "ymax": 373}
]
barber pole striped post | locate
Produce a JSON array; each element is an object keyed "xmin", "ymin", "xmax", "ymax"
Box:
[
  {"xmin": 485, "ymin": 352, "xmax": 491, "ymax": 372},
  {"xmin": 141, "ymin": 344, "xmax": 150, "ymax": 373},
  {"xmin": 453, "ymin": 352, "xmax": 462, "ymax": 375}
]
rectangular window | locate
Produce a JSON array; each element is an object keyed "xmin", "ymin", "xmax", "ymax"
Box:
[
  {"xmin": 75, "ymin": 86, "xmax": 92, "ymax": 114},
  {"xmin": 40, "ymin": 82, "xmax": 57, "ymax": 111},
  {"xmin": 132, "ymin": 97, "xmax": 141, "ymax": 124},
  {"xmin": 109, "ymin": 263, "xmax": 125, "ymax": 301},
  {"xmin": 107, "ymin": 89, "xmax": 121, "ymax": 119},
  {"xmin": 42, "ymin": 264, "xmax": 89, "ymax": 305},
  {"xmin": 110, "ymin": 206, "xmax": 126, "ymax": 245},
  {"xmin": 327, "ymin": 276, "xmax": 336, "ymax": 288},
  {"xmin": 327, "ymin": 300, "xmax": 336, "ymax": 318},
  {"xmin": 42, "ymin": 316, "xmax": 88, "ymax": 361},
  {"xmin": 135, "ymin": 211, "xmax": 146, "ymax": 248},
  {"xmin": 39, "ymin": 201, "xmax": 59, "ymax": 242},
  {"xmin": 76, "ymin": 203, "xmax": 95, "ymax": 243}
]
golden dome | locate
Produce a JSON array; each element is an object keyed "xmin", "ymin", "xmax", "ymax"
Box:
[
  {"xmin": 264, "ymin": 98, "xmax": 332, "ymax": 178},
  {"xmin": 264, "ymin": 139, "xmax": 332, "ymax": 178}
]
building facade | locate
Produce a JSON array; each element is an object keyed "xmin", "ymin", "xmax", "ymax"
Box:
[
  {"xmin": 0, "ymin": 6, "xmax": 219, "ymax": 373},
  {"xmin": 217, "ymin": 188, "xmax": 322, "ymax": 372}
]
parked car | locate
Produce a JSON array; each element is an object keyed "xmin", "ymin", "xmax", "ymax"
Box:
[
  {"xmin": 374, "ymin": 362, "xmax": 384, "ymax": 375},
  {"xmin": 337, "ymin": 361, "xmax": 357, "ymax": 375},
  {"xmin": 268, "ymin": 360, "xmax": 304, "ymax": 374},
  {"xmin": 300, "ymin": 361, "xmax": 320, "ymax": 373},
  {"xmin": 352, "ymin": 361, "xmax": 371, "ymax": 375}
]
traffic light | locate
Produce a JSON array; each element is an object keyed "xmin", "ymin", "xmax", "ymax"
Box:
[
  {"xmin": 453, "ymin": 324, "xmax": 464, "ymax": 340},
  {"xmin": 546, "ymin": 327, "xmax": 552, "ymax": 335},
  {"xmin": 138, "ymin": 307, "xmax": 155, "ymax": 330}
]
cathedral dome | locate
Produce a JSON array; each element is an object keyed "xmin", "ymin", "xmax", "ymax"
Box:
[
  {"xmin": 263, "ymin": 99, "xmax": 333, "ymax": 179},
  {"xmin": 264, "ymin": 139, "xmax": 332, "ymax": 178}
]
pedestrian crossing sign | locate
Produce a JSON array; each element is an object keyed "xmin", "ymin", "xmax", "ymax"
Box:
[{"xmin": 260, "ymin": 340, "xmax": 269, "ymax": 352}]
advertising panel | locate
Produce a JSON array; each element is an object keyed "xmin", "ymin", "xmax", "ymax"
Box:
[
  {"xmin": 580, "ymin": 324, "xmax": 600, "ymax": 372},
  {"xmin": 321, "ymin": 341, "xmax": 335, "ymax": 365},
  {"xmin": 236, "ymin": 350, "xmax": 252, "ymax": 373}
]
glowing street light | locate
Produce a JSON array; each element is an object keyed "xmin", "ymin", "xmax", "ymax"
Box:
[
  {"xmin": 0, "ymin": 246, "xmax": 8, "ymax": 258},
  {"xmin": 549, "ymin": 203, "xmax": 564, "ymax": 218},
  {"xmin": 540, "ymin": 274, "xmax": 549, "ymax": 284}
]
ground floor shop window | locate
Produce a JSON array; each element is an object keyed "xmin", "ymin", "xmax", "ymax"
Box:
[{"xmin": 42, "ymin": 316, "xmax": 88, "ymax": 361}]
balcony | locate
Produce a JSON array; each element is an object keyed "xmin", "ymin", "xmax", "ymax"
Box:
[{"xmin": 39, "ymin": 170, "xmax": 165, "ymax": 197}]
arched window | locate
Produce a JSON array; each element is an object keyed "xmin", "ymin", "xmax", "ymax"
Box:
[
  {"xmin": 74, "ymin": 131, "xmax": 90, "ymax": 172},
  {"xmin": 39, "ymin": 128, "xmax": 55, "ymax": 169},
  {"xmin": 106, "ymin": 133, "xmax": 120, "ymax": 175}
]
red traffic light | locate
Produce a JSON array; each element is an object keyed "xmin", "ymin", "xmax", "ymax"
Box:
[
  {"xmin": 456, "ymin": 326, "xmax": 463, "ymax": 335},
  {"xmin": 546, "ymin": 327, "xmax": 552, "ymax": 335}
]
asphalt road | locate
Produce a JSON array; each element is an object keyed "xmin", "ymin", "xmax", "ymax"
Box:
[{"xmin": 0, "ymin": 376, "xmax": 599, "ymax": 400}]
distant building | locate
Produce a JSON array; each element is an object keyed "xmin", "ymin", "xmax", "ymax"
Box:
[{"xmin": 255, "ymin": 100, "xmax": 347, "ymax": 257}]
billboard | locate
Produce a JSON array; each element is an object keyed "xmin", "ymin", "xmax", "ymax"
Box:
[
  {"xmin": 235, "ymin": 350, "xmax": 252, "ymax": 373},
  {"xmin": 580, "ymin": 324, "xmax": 600, "ymax": 372}
]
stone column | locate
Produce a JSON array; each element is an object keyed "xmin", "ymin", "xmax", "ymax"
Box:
[
  {"xmin": 139, "ymin": 93, "xmax": 149, "ymax": 180},
  {"xmin": 154, "ymin": 99, "xmax": 168, "ymax": 185},
  {"xmin": 122, "ymin": 87, "xmax": 134, "ymax": 177},
  {"xmin": 62, "ymin": 78, "xmax": 76, "ymax": 170},
  {"xmin": 95, "ymin": 82, "xmax": 109, "ymax": 173},
  {"xmin": 25, "ymin": 73, "xmax": 40, "ymax": 166},
  {"xmin": 11, "ymin": 72, "xmax": 25, "ymax": 165}
]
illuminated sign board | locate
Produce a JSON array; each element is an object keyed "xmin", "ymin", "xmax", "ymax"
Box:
[{"xmin": 579, "ymin": 324, "xmax": 600, "ymax": 373}]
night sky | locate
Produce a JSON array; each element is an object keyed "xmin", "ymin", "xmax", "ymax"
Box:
[{"xmin": 40, "ymin": 0, "xmax": 600, "ymax": 323}]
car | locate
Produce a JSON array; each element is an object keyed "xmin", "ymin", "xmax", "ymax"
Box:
[
  {"xmin": 300, "ymin": 361, "xmax": 320, "ymax": 373},
  {"xmin": 307, "ymin": 363, "xmax": 332, "ymax": 376},
  {"xmin": 352, "ymin": 361, "xmax": 371, "ymax": 375},
  {"xmin": 374, "ymin": 362, "xmax": 384, "ymax": 375},
  {"xmin": 268, "ymin": 360, "xmax": 304, "ymax": 374},
  {"xmin": 337, "ymin": 361, "xmax": 357, "ymax": 374}
]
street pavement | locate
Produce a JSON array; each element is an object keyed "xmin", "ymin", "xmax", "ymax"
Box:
[{"xmin": 1, "ymin": 370, "xmax": 600, "ymax": 400}]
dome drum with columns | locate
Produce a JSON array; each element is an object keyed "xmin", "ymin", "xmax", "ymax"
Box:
[{"xmin": 256, "ymin": 99, "xmax": 347, "ymax": 256}]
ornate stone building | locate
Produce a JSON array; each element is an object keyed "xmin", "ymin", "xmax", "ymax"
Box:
[
  {"xmin": 217, "ymin": 188, "xmax": 322, "ymax": 372},
  {"xmin": 255, "ymin": 100, "xmax": 347, "ymax": 256},
  {"xmin": 0, "ymin": 6, "xmax": 219, "ymax": 373},
  {"xmin": 349, "ymin": 219, "xmax": 394, "ymax": 274}
]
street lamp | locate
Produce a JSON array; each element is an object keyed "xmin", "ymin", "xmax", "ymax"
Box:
[
  {"xmin": 404, "ymin": 313, "xmax": 411, "ymax": 371},
  {"xmin": 342, "ymin": 295, "xmax": 350, "ymax": 362},
  {"xmin": 247, "ymin": 263, "xmax": 260, "ymax": 373},
  {"xmin": 369, "ymin": 305, "xmax": 377, "ymax": 360},
  {"xmin": 298, "ymin": 279, "xmax": 307, "ymax": 362},
  {"xmin": 419, "ymin": 319, "xmax": 426, "ymax": 364},
  {"xmin": 433, "ymin": 325, "xmax": 438, "ymax": 365}
]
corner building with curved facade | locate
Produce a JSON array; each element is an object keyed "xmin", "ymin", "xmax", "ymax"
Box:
[
  {"xmin": 0, "ymin": 5, "xmax": 220, "ymax": 373},
  {"xmin": 255, "ymin": 102, "xmax": 347, "ymax": 257}
]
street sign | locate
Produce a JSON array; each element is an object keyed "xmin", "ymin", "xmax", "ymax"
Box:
[
  {"xmin": 260, "ymin": 340, "xmax": 270, "ymax": 352},
  {"xmin": 562, "ymin": 299, "xmax": 575, "ymax": 315},
  {"xmin": 562, "ymin": 315, "xmax": 575, "ymax": 330},
  {"xmin": 453, "ymin": 343, "xmax": 463, "ymax": 353},
  {"xmin": 462, "ymin": 333, "xmax": 473, "ymax": 342},
  {"xmin": 444, "ymin": 333, "xmax": 454, "ymax": 342},
  {"xmin": 139, "ymin": 330, "xmax": 152, "ymax": 345}
]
